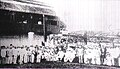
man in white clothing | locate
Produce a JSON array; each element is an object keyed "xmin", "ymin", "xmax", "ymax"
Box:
[
  {"xmin": 8, "ymin": 47, "xmax": 13, "ymax": 64},
  {"xmin": 1, "ymin": 47, "xmax": 6, "ymax": 64},
  {"xmin": 57, "ymin": 48, "xmax": 65, "ymax": 61},
  {"xmin": 12, "ymin": 47, "xmax": 18, "ymax": 64},
  {"xmin": 37, "ymin": 49, "xmax": 42, "ymax": 63},
  {"xmin": 27, "ymin": 48, "xmax": 32, "ymax": 63}
]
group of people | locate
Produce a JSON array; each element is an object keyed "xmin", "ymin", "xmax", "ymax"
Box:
[
  {"xmin": 0, "ymin": 43, "xmax": 77, "ymax": 64},
  {"xmin": 77, "ymin": 44, "xmax": 120, "ymax": 66},
  {"xmin": 0, "ymin": 44, "xmax": 44, "ymax": 64},
  {"xmin": 1, "ymin": 39, "xmax": 120, "ymax": 67},
  {"xmin": 0, "ymin": 43, "xmax": 80, "ymax": 65}
]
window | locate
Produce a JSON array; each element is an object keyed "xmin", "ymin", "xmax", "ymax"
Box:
[
  {"xmin": 38, "ymin": 21, "xmax": 42, "ymax": 25},
  {"xmin": 23, "ymin": 20, "xmax": 27, "ymax": 24},
  {"xmin": 51, "ymin": 21, "xmax": 57, "ymax": 25}
]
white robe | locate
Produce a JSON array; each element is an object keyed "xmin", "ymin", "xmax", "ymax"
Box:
[
  {"xmin": 1, "ymin": 49, "xmax": 6, "ymax": 58},
  {"xmin": 13, "ymin": 48, "xmax": 18, "ymax": 64},
  {"xmin": 8, "ymin": 48, "xmax": 13, "ymax": 64},
  {"xmin": 24, "ymin": 49, "xmax": 27, "ymax": 63},
  {"xmin": 37, "ymin": 50, "xmax": 42, "ymax": 63},
  {"xmin": 57, "ymin": 51, "xmax": 64, "ymax": 61},
  {"xmin": 64, "ymin": 50, "xmax": 75, "ymax": 62}
]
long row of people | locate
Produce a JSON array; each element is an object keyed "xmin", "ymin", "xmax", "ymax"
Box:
[
  {"xmin": 0, "ymin": 44, "xmax": 57, "ymax": 64},
  {"xmin": 1, "ymin": 43, "xmax": 120, "ymax": 67},
  {"xmin": 0, "ymin": 44, "xmax": 77, "ymax": 64}
]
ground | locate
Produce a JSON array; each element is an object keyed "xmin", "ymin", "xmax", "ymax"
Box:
[{"xmin": 0, "ymin": 61, "xmax": 120, "ymax": 69}]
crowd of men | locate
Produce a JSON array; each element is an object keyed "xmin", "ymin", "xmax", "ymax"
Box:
[
  {"xmin": 0, "ymin": 44, "xmax": 43, "ymax": 64},
  {"xmin": 0, "ymin": 43, "xmax": 77, "ymax": 65},
  {"xmin": 1, "ymin": 37, "xmax": 120, "ymax": 67}
]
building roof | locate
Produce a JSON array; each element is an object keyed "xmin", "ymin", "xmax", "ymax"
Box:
[{"xmin": 0, "ymin": 0, "xmax": 55, "ymax": 15}]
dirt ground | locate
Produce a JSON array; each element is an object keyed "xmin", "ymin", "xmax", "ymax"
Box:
[{"xmin": 0, "ymin": 61, "xmax": 120, "ymax": 69}]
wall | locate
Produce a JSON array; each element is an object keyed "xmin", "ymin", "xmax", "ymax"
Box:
[{"xmin": 0, "ymin": 34, "xmax": 44, "ymax": 46}]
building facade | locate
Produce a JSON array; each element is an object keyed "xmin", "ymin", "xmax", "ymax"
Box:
[{"xmin": 0, "ymin": 0, "xmax": 65, "ymax": 46}]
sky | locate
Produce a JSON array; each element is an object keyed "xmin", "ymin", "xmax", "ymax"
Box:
[{"xmin": 35, "ymin": 0, "xmax": 120, "ymax": 32}]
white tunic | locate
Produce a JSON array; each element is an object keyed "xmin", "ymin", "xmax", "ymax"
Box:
[
  {"xmin": 1, "ymin": 49, "xmax": 6, "ymax": 58},
  {"xmin": 57, "ymin": 51, "xmax": 64, "ymax": 61},
  {"xmin": 64, "ymin": 49, "xmax": 75, "ymax": 62},
  {"xmin": 24, "ymin": 49, "xmax": 27, "ymax": 63},
  {"xmin": 8, "ymin": 48, "xmax": 13, "ymax": 64},
  {"xmin": 37, "ymin": 50, "xmax": 42, "ymax": 63}
]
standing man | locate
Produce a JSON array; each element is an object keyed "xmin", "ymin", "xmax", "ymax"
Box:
[
  {"xmin": 16, "ymin": 51, "xmax": 20, "ymax": 64},
  {"xmin": 34, "ymin": 46, "xmax": 38, "ymax": 63},
  {"xmin": 5, "ymin": 47, "xmax": 9, "ymax": 64},
  {"xmin": 1, "ymin": 47, "xmax": 6, "ymax": 64},
  {"xmin": 37, "ymin": 48, "xmax": 42, "ymax": 63},
  {"xmin": 20, "ymin": 47, "xmax": 25, "ymax": 64},
  {"xmin": 27, "ymin": 48, "xmax": 32, "ymax": 63},
  {"xmin": 8, "ymin": 47, "xmax": 13, "ymax": 64},
  {"xmin": 12, "ymin": 47, "xmax": 17, "ymax": 64},
  {"xmin": 24, "ymin": 47, "xmax": 27, "ymax": 63}
]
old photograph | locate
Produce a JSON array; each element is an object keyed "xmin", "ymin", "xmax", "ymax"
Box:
[{"xmin": 0, "ymin": 0, "xmax": 120, "ymax": 69}]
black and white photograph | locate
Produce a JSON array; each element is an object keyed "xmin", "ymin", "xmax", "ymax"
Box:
[{"xmin": 0, "ymin": 0, "xmax": 120, "ymax": 69}]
